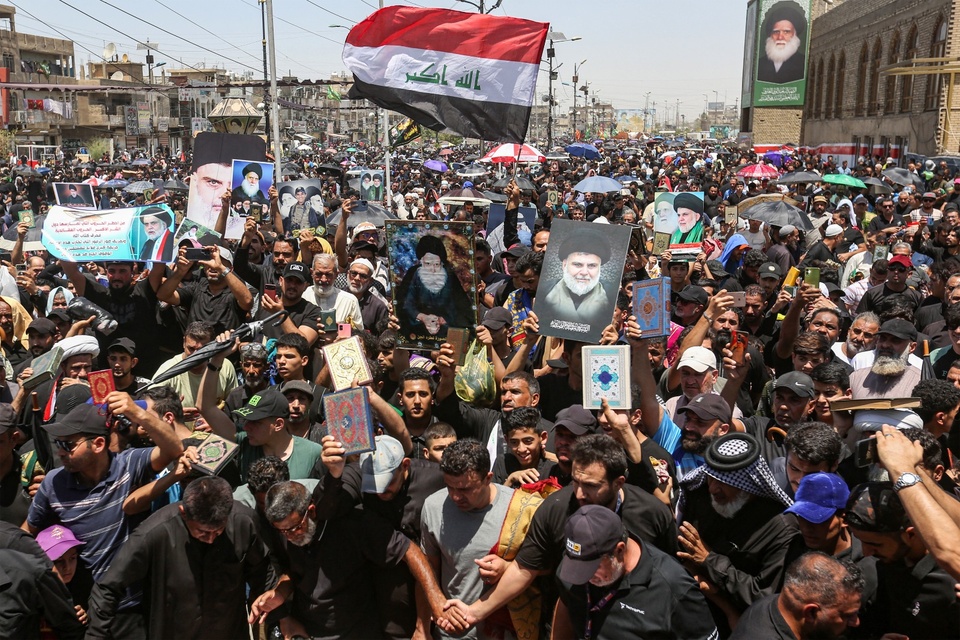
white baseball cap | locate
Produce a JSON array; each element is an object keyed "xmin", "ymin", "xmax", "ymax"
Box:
[
  {"xmin": 676, "ymin": 346, "xmax": 717, "ymax": 373},
  {"xmin": 360, "ymin": 436, "xmax": 406, "ymax": 493},
  {"xmin": 824, "ymin": 224, "xmax": 844, "ymax": 238}
]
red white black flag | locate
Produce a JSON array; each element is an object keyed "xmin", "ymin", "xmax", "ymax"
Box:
[{"xmin": 342, "ymin": 7, "xmax": 549, "ymax": 142}]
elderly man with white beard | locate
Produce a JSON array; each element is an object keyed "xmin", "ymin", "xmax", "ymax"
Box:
[
  {"xmin": 849, "ymin": 319, "xmax": 921, "ymax": 399},
  {"xmin": 397, "ymin": 234, "xmax": 474, "ymax": 339},
  {"xmin": 541, "ymin": 230, "xmax": 616, "ymax": 334},
  {"xmin": 756, "ymin": 1, "xmax": 807, "ymax": 84},
  {"xmin": 677, "ymin": 432, "xmax": 799, "ymax": 636},
  {"xmin": 230, "ymin": 162, "xmax": 269, "ymax": 206},
  {"xmin": 301, "ymin": 253, "xmax": 363, "ymax": 335},
  {"xmin": 831, "ymin": 312, "xmax": 880, "ymax": 365},
  {"xmin": 346, "ymin": 257, "xmax": 389, "ymax": 331}
]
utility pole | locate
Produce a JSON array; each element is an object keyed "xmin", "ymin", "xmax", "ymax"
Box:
[
  {"xmin": 572, "ymin": 59, "xmax": 585, "ymax": 141},
  {"xmin": 675, "ymin": 99, "xmax": 680, "ymax": 130},
  {"xmin": 547, "ymin": 39, "xmax": 555, "ymax": 149},
  {"xmin": 713, "ymin": 90, "xmax": 719, "ymax": 124},
  {"xmin": 643, "ymin": 92, "xmax": 651, "ymax": 132},
  {"xmin": 264, "ymin": 0, "xmax": 282, "ymax": 181},
  {"xmin": 259, "ymin": 1, "xmax": 270, "ymax": 145}
]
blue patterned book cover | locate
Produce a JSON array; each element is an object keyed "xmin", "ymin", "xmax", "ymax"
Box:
[
  {"xmin": 632, "ymin": 277, "xmax": 671, "ymax": 338},
  {"xmin": 582, "ymin": 345, "xmax": 631, "ymax": 410}
]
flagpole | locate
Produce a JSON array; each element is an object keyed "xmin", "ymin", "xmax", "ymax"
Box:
[
  {"xmin": 265, "ymin": 0, "xmax": 282, "ymax": 186},
  {"xmin": 380, "ymin": 0, "xmax": 390, "ymax": 206}
]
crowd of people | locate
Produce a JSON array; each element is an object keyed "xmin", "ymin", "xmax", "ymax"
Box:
[{"xmin": 4, "ymin": 140, "xmax": 960, "ymax": 639}]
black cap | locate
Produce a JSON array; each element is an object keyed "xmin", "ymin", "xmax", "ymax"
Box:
[
  {"xmin": 282, "ymin": 262, "xmax": 309, "ymax": 283},
  {"xmin": 279, "ymin": 380, "xmax": 315, "ymax": 399},
  {"xmin": 504, "ymin": 244, "xmax": 530, "ymax": 258},
  {"xmin": 552, "ymin": 405, "xmax": 598, "ymax": 436},
  {"xmin": 844, "ymin": 482, "xmax": 907, "ymax": 533},
  {"xmin": 47, "ymin": 308, "xmax": 71, "ymax": 323},
  {"xmin": 53, "ymin": 385, "xmax": 92, "ymax": 422},
  {"xmin": 677, "ymin": 285, "xmax": 708, "ymax": 306},
  {"xmin": 774, "ymin": 371, "xmax": 816, "ymax": 399},
  {"xmin": 43, "ymin": 403, "xmax": 109, "ymax": 437},
  {"xmin": 108, "ymin": 337, "xmax": 136, "ymax": 356},
  {"xmin": 350, "ymin": 240, "xmax": 378, "ymax": 254},
  {"xmin": 26, "ymin": 318, "xmax": 57, "ymax": 336},
  {"xmin": 677, "ymin": 393, "xmax": 732, "ymax": 423},
  {"xmin": 232, "ymin": 387, "xmax": 290, "ymax": 421},
  {"xmin": 878, "ymin": 318, "xmax": 918, "ymax": 342},
  {"xmin": 0, "ymin": 404, "xmax": 16, "ymax": 435},
  {"xmin": 558, "ymin": 505, "xmax": 625, "ymax": 585},
  {"xmin": 759, "ymin": 262, "xmax": 782, "ymax": 280},
  {"xmin": 481, "ymin": 307, "xmax": 512, "ymax": 331}
]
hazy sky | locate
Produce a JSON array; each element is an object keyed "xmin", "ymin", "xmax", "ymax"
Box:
[{"xmin": 14, "ymin": 0, "xmax": 747, "ymax": 124}]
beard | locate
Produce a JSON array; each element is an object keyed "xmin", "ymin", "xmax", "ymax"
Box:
[
  {"xmin": 711, "ymin": 491, "xmax": 752, "ymax": 519},
  {"xmin": 845, "ymin": 338, "xmax": 865, "ymax": 357},
  {"xmin": 871, "ymin": 346, "xmax": 910, "ymax": 377},
  {"xmin": 347, "ymin": 280, "xmax": 369, "ymax": 295},
  {"xmin": 589, "ymin": 556, "xmax": 625, "ymax": 588},
  {"xmin": 562, "ymin": 269, "xmax": 601, "ymax": 297},
  {"xmin": 680, "ymin": 431, "xmax": 716, "ymax": 455},
  {"xmin": 240, "ymin": 180, "xmax": 260, "ymax": 198},
  {"xmin": 287, "ymin": 516, "xmax": 318, "ymax": 547},
  {"xmin": 765, "ymin": 34, "xmax": 802, "ymax": 69},
  {"xmin": 418, "ymin": 268, "xmax": 448, "ymax": 294},
  {"xmin": 313, "ymin": 283, "xmax": 335, "ymax": 299}
]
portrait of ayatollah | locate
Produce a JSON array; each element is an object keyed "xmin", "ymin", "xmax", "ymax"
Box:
[
  {"xmin": 396, "ymin": 234, "xmax": 474, "ymax": 339},
  {"xmin": 540, "ymin": 229, "xmax": 616, "ymax": 331},
  {"xmin": 756, "ymin": 0, "xmax": 808, "ymax": 84}
]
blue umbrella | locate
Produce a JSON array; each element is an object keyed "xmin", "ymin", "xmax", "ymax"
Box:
[
  {"xmin": 99, "ymin": 179, "xmax": 129, "ymax": 189},
  {"xmin": 565, "ymin": 142, "xmax": 601, "ymax": 160},
  {"xmin": 574, "ymin": 176, "xmax": 622, "ymax": 193},
  {"xmin": 423, "ymin": 159, "xmax": 448, "ymax": 172},
  {"xmin": 37, "ymin": 167, "xmax": 51, "ymax": 175},
  {"xmin": 763, "ymin": 151, "xmax": 789, "ymax": 168}
]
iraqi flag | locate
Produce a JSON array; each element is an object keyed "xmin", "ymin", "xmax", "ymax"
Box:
[{"xmin": 343, "ymin": 7, "xmax": 548, "ymax": 142}]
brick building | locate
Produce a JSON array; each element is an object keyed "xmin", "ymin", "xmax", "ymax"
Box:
[{"xmin": 800, "ymin": 0, "xmax": 957, "ymax": 161}]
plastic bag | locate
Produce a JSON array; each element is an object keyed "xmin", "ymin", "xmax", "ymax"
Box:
[{"xmin": 454, "ymin": 339, "xmax": 496, "ymax": 407}]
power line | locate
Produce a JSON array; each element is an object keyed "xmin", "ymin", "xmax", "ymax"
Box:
[
  {"xmin": 300, "ymin": 0, "xmax": 358, "ymax": 25},
  {"xmin": 152, "ymin": 0, "xmax": 265, "ymax": 71}
]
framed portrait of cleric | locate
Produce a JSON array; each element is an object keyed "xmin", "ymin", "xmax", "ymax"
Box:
[
  {"xmin": 485, "ymin": 203, "xmax": 537, "ymax": 256},
  {"xmin": 53, "ymin": 182, "xmax": 96, "ymax": 209},
  {"xmin": 532, "ymin": 218, "xmax": 631, "ymax": 344},
  {"xmin": 186, "ymin": 132, "xmax": 266, "ymax": 231},
  {"xmin": 384, "ymin": 220, "xmax": 478, "ymax": 349},
  {"xmin": 653, "ymin": 191, "xmax": 705, "ymax": 259}
]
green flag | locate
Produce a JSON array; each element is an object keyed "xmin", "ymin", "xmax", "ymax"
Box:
[
  {"xmin": 388, "ymin": 117, "xmax": 422, "ymax": 149},
  {"xmin": 326, "ymin": 85, "xmax": 341, "ymax": 101}
]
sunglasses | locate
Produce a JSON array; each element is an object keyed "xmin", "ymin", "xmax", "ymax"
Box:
[
  {"xmin": 54, "ymin": 437, "xmax": 90, "ymax": 453},
  {"xmin": 275, "ymin": 509, "xmax": 310, "ymax": 535},
  {"xmin": 888, "ymin": 266, "xmax": 908, "ymax": 273}
]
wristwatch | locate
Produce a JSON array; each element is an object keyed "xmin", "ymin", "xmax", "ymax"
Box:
[{"xmin": 893, "ymin": 472, "xmax": 922, "ymax": 492}]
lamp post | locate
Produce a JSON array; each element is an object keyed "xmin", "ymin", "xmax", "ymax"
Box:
[
  {"xmin": 572, "ymin": 59, "xmax": 586, "ymax": 141},
  {"xmin": 546, "ymin": 31, "xmax": 580, "ymax": 150}
]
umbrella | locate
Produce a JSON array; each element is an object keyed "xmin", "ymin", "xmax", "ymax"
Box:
[
  {"xmin": 438, "ymin": 148, "xmax": 454, "ymax": 156},
  {"xmin": 131, "ymin": 158, "xmax": 152, "ymax": 166},
  {"xmin": 0, "ymin": 213, "xmax": 46, "ymax": 251},
  {"xmin": 324, "ymin": 147, "xmax": 337, "ymax": 154},
  {"xmin": 296, "ymin": 144, "xmax": 312, "ymax": 151},
  {"xmin": 482, "ymin": 143, "xmax": 545, "ymax": 164},
  {"xmin": 438, "ymin": 187, "xmax": 492, "ymax": 206},
  {"xmin": 346, "ymin": 147, "xmax": 358, "ymax": 152},
  {"xmin": 163, "ymin": 178, "xmax": 189, "ymax": 194},
  {"xmin": 98, "ymin": 179, "xmax": 130, "ymax": 190},
  {"xmin": 565, "ymin": 142, "xmax": 601, "ymax": 160},
  {"xmin": 763, "ymin": 151, "xmax": 790, "ymax": 168},
  {"xmin": 456, "ymin": 164, "xmax": 488, "ymax": 178},
  {"xmin": 739, "ymin": 199, "xmax": 812, "ymax": 230},
  {"xmin": 326, "ymin": 201, "xmax": 396, "ymax": 229},
  {"xmin": 123, "ymin": 180, "xmax": 154, "ymax": 194},
  {"xmin": 482, "ymin": 190, "xmax": 507, "ymax": 203},
  {"xmin": 544, "ymin": 153, "xmax": 568, "ymax": 162},
  {"xmin": 737, "ymin": 163, "xmax": 779, "ymax": 179},
  {"xmin": 574, "ymin": 176, "xmax": 623, "ymax": 193},
  {"xmin": 775, "ymin": 170, "xmax": 822, "ymax": 184},
  {"xmin": 15, "ymin": 167, "xmax": 41, "ymax": 177},
  {"xmin": 861, "ymin": 176, "xmax": 893, "ymax": 193},
  {"xmin": 882, "ymin": 168, "xmax": 925, "ymax": 189},
  {"xmin": 423, "ymin": 159, "xmax": 448, "ymax": 173},
  {"xmin": 37, "ymin": 167, "xmax": 52, "ymax": 175},
  {"xmin": 84, "ymin": 177, "xmax": 106, "ymax": 186},
  {"xmin": 492, "ymin": 175, "xmax": 537, "ymax": 191},
  {"xmin": 822, "ymin": 174, "xmax": 866, "ymax": 189},
  {"xmin": 281, "ymin": 166, "xmax": 299, "ymax": 177}
]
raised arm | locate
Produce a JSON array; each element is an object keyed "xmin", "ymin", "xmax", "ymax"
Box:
[
  {"xmin": 334, "ymin": 199, "xmax": 353, "ymax": 269},
  {"xmin": 155, "ymin": 247, "xmax": 193, "ymax": 306},
  {"xmin": 60, "ymin": 261, "xmax": 88, "ymax": 297},
  {"xmin": 668, "ymin": 289, "xmax": 733, "ymax": 391},
  {"xmin": 774, "ymin": 283, "xmax": 822, "ymax": 360},
  {"xmin": 106, "ymin": 391, "xmax": 183, "ymax": 472},
  {"xmin": 627, "ymin": 318, "xmax": 665, "ymax": 437},
  {"xmin": 196, "ymin": 335, "xmax": 241, "ymax": 441}
]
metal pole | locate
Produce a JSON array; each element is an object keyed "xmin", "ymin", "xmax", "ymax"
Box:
[
  {"xmin": 265, "ymin": 0, "xmax": 282, "ymax": 180},
  {"xmin": 260, "ymin": 0, "xmax": 270, "ymax": 145},
  {"xmin": 547, "ymin": 40, "xmax": 554, "ymax": 149},
  {"xmin": 380, "ymin": 0, "xmax": 390, "ymax": 202}
]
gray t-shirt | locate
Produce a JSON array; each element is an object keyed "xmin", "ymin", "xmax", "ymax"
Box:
[{"xmin": 420, "ymin": 484, "xmax": 514, "ymax": 640}]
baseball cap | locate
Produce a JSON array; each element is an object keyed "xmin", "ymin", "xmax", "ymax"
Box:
[
  {"xmin": 887, "ymin": 255, "xmax": 912, "ymax": 270},
  {"xmin": 218, "ymin": 247, "xmax": 234, "ymax": 266},
  {"xmin": 759, "ymin": 262, "xmax": 782, "ymax": 280},
  {"xmin": 232, "ymin": 387, "xmax": 290, "ymax": 421},
  {"xmin": 350, "ymin": 240, "xmax": 378, "ymax": 254},
  {"xmin": 352, "ymin": 222, "xmax": 377, "ymax": 239},
  {"xmin": 557, "ymin": 505, "xmax": 625, "ymax": 585},
  {"xmin": 279, "ymin": 380, "xmax": 315, "ymax": 399},
  {"xmin": 282, "ymin": 262, "xmax": 309, "ymax": 283},
  {"xmin": 878, "ymin": 318, "xmax": 917, "ymax": 342},
  {"xmin": 773, "ymin": 371, "xmax": 816, "ymax": 399},
  {"xmin": 552, "ymin": 405, "xmax": 598, "ymax": 436},
  {"xmin": 360, "ymin": 435, "xmax": 406, "ymax": 493},
  {"xmin": 813, "ymin": 195, "xmax": 829, "ymax": 205},
  {"xmin": 481, "ymin": 307, "xmax": 512, "ymax": 331},
  {"xmin": 47, "ymin": 308, "xmax": 71, "ymax": 323},
  {"xmin": 779, "ymin": 224, "xmax": 797, "ymax": 236},
  {"xmin": 785, "ymin": 473, "xmax": 850, "ymax": 524},
  {"xmin": 0, "ymin": 404, "xmax": 15, "ymax": 435},
  {"xmin": 676, "ymin": 346, "xmax": 717, "ymax": 373},
  {"xmin": 853, "ymin": 195, "xmax": 868, "ymax": 204},
  {"xmin": 844, "ymin": 482, "xmax": 907, "ymax": 533},
  {"xmin": 26, "ymin": 318, "xmax": 57, "ymax": 336},
  {"xmin": 922, "ymin": 192, "xmax": 937, "ymax": 200},
  {"xmin": 108, "ymin": 337, "xmax": 136, "ymax": 356},
  {"xmin": 504, "ymin": 244, "xmax": 530, "ymax": 258},
  {"xmin": 36, "ymin": 525, "xmax": 85, "ymax": 561},
  {"xmin": 852, "ymin": 408, "xmax": 923, "ymax": 432},
  {"xmin": 677, "ymin": 285, "xmax": 708, "ymax": 306},
  {"xmin": 677, "ymin": 393, "xmax": 731, "ymax": 423},
  {"xmin": 43, "ymin": 403, "xmax": 110, "ymax": 437},
  {"xmin": 824, "ymin": 224, "xmax": 844, "ymax": 238}
]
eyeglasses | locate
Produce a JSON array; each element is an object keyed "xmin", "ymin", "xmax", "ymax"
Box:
[
  {"xmin": 275, "ymin": 509, "xmax": 310, "ymax": 535},
  {"xmin": 347, "ymin": 270, "xmax": 371, "ymax": 280},
  {"xmin": 888, "ymin": 266, "xmax": 908, "ymax": 273},
  {"xmin": 54, "ymin": 438, "xmax": 90, "ymax": 453}
]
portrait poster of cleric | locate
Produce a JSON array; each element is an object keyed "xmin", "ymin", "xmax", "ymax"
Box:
[
  {"xmin": 653, "ymin": 191, "xmax": 706, "ymax": 258},
  {"xmin": 532, "ymin": 219, "xmax": 631, "ymax": 343},
  {"xmin": 753, "ymin": 0, "xmax": 811, "ymax": 106},
  {"xmin": 186, "ymin": 132, "xmax": 267, "ymax": 231},
  {"xmin": 384, "ymin": 220, "xmax": 478, "ymax": 349},
  {"xmin": 53, "ymin": 182, "xmax": 96, "ymax": 209}
]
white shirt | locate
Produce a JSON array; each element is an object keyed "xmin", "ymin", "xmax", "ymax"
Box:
[{"xmin": 301, "ymin": 286, "xmax": 365, "ymax": 330}]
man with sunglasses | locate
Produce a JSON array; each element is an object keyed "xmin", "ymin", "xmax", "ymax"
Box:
[
  {"xmin": 347, "ymin": 257, "xmax": 389, "ymax": 331},
  {"xmin": 24, "ymin": 396, "xmax": 184, "ymax": 637},
  {"xmin": 867, "ymin": 196, "xmax": 905, "ymax": 236},
  {"xmin": 856, "ymin": 255, "xmax": 924, "ymax": 314}
]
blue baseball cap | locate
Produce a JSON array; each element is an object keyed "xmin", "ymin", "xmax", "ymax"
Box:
[{"xmin": 785, "ymin": 472, "xmax": 850, "ymax": 523}]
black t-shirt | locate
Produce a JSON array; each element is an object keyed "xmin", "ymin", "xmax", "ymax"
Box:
[
  {"xmin": 259, "ymin": 298, "xmax": 322, "ymax": 342},
  {"xmin": 867, "ymin": 212, "xmax": 905, "ymax": 233},
  {"xmin": 800, "ymin": 240, "xmax": 838, "ymax": 266},
  {"xmin": 856, "ymin": 283, "xmax": 925, "ymax": 314},
  {"xmin": 841, "ymin": 226, "xmax": 865, "ymax": 249},
  {"xmin": 729, "ymin": 594, "xmax": 796, "ymax": 639},
  {"xmin": 82, "ymin": 276, "xmax": 163, "ymax": 375},
  {"xmin": 177, "ymin": 279, "xmax": 249, "ymax": 333},
  {"xmin": 933, "ymin": 347, "xmax": 960, "ymax": 380},
  {"xmin": 534, "ymin": 373, "xmax": 576, "ymax": 423}
]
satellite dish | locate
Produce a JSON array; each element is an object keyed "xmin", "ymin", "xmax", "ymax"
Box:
[
  {"xmin": 121, "ymin": 53, "xmax": 129, "ymax": 63},
  {"xmin": 110, "ymin": 71, "xmax": 124, "ymax": 81},
  {"xmin": 103, "ymin": 43, "xmax": 116, "ymax": 60},
  {"xmin": 541, "ymin": 94, "xmax": 551, "ymax": 102}
]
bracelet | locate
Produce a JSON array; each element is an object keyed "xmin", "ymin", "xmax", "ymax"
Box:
[
  {"xmin": 220, "ymin": 267, "xmax": 232, "ymax": 278},
  {"xmin": 207, "ymin": 363, "xmax": 221, "ymax": 373}
]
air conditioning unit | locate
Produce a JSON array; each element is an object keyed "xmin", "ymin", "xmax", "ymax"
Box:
[{"xmin": 10, "ymin": 111, "xmax": 25, "ymax": 123}]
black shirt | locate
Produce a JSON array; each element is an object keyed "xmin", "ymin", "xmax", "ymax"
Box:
[
  {"xmin": 82, "ymin": 276, "xmax": 163, "ymax": 375},
  {"xmin": 856, "ymin": 283, "xmax": 925, "ymax": 314},
  {"xmin": 873, "ymin": 552, "xmax": 960, "ymax": 640},
  {"xmin": 176, "ymin": 279, "xmax": 250, "ymax": 333},
  {"xmin": 259, "ymin": 298, "xmax": 322, "ymax": 342},
  {"xmin": 800, "ymin": 240, "xmax": 839, "ymax": 267},
  {"xmin": 867, "ymin": 212, "xmax": 905, "ymax": 233},
  {"xmin": 729, "ymin": 594, "xmax": 796, "ymax": 639}
]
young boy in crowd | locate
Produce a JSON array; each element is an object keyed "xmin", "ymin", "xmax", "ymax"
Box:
[
  {"xmin": 492, "ymin": 406, "xmax": 552, "ymax": 487},
  {"xmin": 421, "ymin": 421, "xmax": 456, "ymax": 463}
]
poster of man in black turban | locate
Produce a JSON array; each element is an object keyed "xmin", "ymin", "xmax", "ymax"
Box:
[
  {"xmin": 230, "ymin": 160, "xmax": 271, "ymax": 206},
  {"xmin": 533, "ymin": 218, "xmax": 632, "ymax": 343},
  {"xmin": 385, "ymin": 221, "xmax": 477, "ymax": 349}
]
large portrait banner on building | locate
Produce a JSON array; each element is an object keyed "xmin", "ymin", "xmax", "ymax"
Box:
[{"xmin": 753, "ymin": 0, "xmax": 811, "ymax": 107}]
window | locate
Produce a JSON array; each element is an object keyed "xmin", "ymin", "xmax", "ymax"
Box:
[
  {"xmin": 901, "ymin": 26, "xmax": 918, "ymax": 113},
  {"xmin": 856, "ymin": 44, "xmax": 868, "ymax": 116},
  {"xmin": 825, "ymin": 55, "xmax": 836, "ymax": 119},
  {"xmin": 814, "ymin": 58, "xmax": 824, "ymax": 119},
  {"xmin": 884, "ymin": 30, "xmax": 901, "ymax": 114},
  {"xmin": 926, "ymin": 17, "xmax": 947, "ymax": 110},
  {"xmin": 868, "ymin": 39, "xmax": 882, "ymax": 116},
  {"xmin": 835, "ymin": 52, "xmax": 846, "ymax": 117}
]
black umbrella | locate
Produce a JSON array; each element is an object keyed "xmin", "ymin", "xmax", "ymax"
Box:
[
  {"xmin": 326, "ymin": 202, "xmax": 397, "ymax": 229},
  {"xmin": 492, "ymin": 176, "xmax": 536, "ymax": 191},
  {"xmin": 775, "ymin": 170, "xmax": 822, "ymax": 184},
  {"xmin": 316, "ymin": 164, "xmax": 343, "ymax": 177},
  {"xmin": 482, "ymin": 190, "xmax": 507, "ymax": 203},
  {"xmin": 15, "ymin": 167, "xmax": 41, "ymax": 178},
  {"xmin": 0, "ymin": 213, "xmax": 46, "ymax": 251},
  {"xmin": 882, "ymin": 168, "xmax": 925, "ymax": 189},
  {"xmin": 0, "ymin": 183, "xmax": 16, "ymax": 193},
  {"xmin": 741, "ymin": 200, "xmax": 813, "ymax": 230},
  {"xmin": 861, "ymin": 176, "xmax": 893, "ymax": 193},
  {"xmin": 163, "ymin": 178, "xmax": 189, "ymax": 194}
]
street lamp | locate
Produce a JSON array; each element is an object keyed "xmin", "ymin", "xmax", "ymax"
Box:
[
  {"xmin": 546, "ymin": 31, "xmax": 580, "ymax": 150},
  {"xmin": 572, "ymin": 59, "xmax": 586, "ymax": 141}
]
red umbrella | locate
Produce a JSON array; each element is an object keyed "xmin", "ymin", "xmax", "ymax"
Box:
[
  {"xmin": 481, "ymin": 143, "xmax": 545, "ymax": 164},
  {"xmin": 438, "ymin": 148, "xmax": 454, "ymax": 156},
  {"xmin": 737, "ymin": 163, "xmax": 779, "ymax": 179}
]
